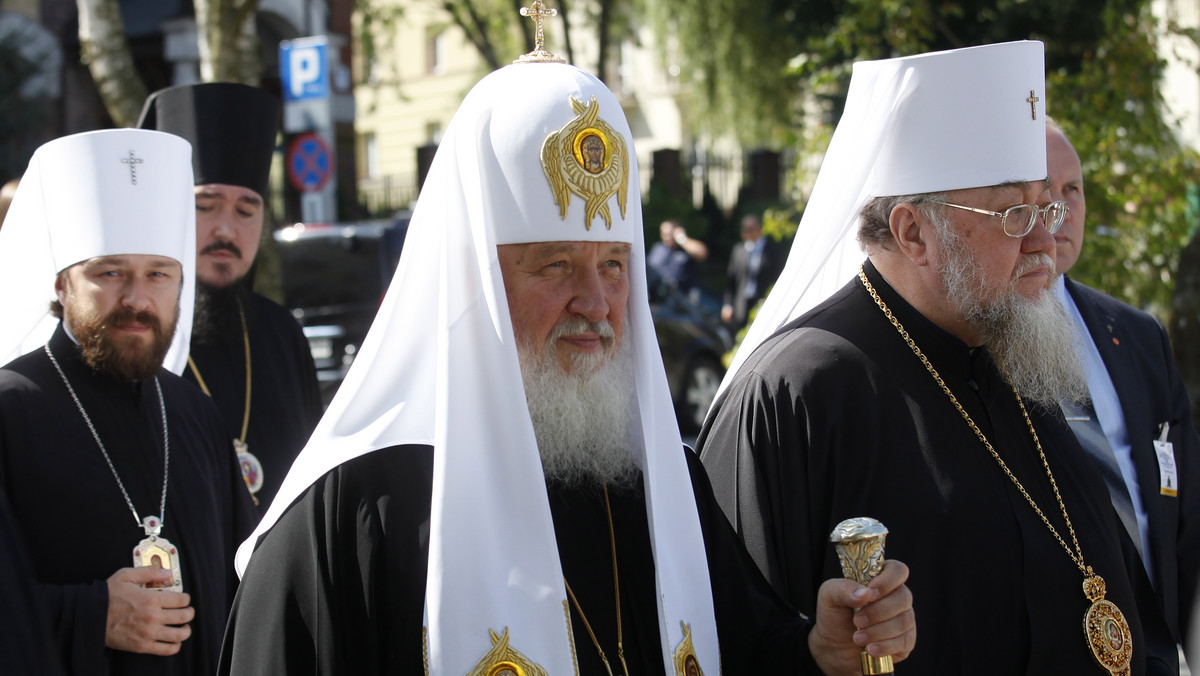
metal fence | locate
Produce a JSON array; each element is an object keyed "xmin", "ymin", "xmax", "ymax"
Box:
[
  {"xmin": 315, "ymin": 146, "xmax": 797, "ymax": 223},
  {"xmin": 358, "ymin": 174, "xmax": 420, "ymax": 217}
]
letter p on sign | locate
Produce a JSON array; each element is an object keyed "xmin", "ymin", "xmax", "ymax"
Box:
[{"xmin": 280, "ymin": 39, "xmax": 329, "ymax": 102}]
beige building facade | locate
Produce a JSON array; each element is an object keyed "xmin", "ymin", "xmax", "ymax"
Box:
[{"xmin": 348, "ymin": 2, "xmax": 745, "ymax": 215}]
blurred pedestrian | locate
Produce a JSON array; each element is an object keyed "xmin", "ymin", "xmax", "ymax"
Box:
[
  {"xmin": 721, "ymin": 214, "xmax": 784, "ymax": 329},
  {"xmin": 648, "ymin": 218, "xmax": 708, "ymax": 293}
]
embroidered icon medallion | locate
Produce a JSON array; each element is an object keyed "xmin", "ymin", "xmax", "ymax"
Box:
[
  {"xmin": 541, "ymin": 96, "xmax": 629, "ymax": 230},
  {"xmin": 673, "ymin": 621, "xmax": 705, "ymax": 676},
  {"xmin": 465, "ymin": 628, "xmax": 550, "ymax": 676}
]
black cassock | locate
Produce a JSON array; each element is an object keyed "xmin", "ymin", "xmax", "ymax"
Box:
[
  {"xmin": 698, "ymin": 260, "xmax": 1178, "ymax": 675},
  {"xmin": 0, "ymin": 326, "xmax": 258, "ymax": 676},
  {"xmin": 186, "ymin": 292, "xmax": 322, "ymax": 512},
  {"xmin": 220, "ymin": 445, "xmax": 824, "ymax": 674},
  {"xmin": 0, "ymin": 487, "xmax": 64, "ymax": 675}
]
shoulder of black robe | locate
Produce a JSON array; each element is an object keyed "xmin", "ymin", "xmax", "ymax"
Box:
[
  {"xmin": 246, "ymin": 291, "xmax": 322, "ymax": 424},
  {"xmin": 220, "ymin": 444, "xmax": 434, "ymax": 675},
  {"xmin": 221, "ymin": 444, "xmax": 818, "ymax": 674},
  {"xmin": 697, "ymin": 261, "xmax": 1171, "ymax": 674},
  {"xmin": 187, "ymin": 291, "xmax": 322, "ymax": 512},
  {"xmin": 0, "ymin": 487, "xmax": 66, "ymax": 676},
  {"xmin": 0, "ymin": 326, "xmax": 257, "ymax": 676},
  {"xmin": 682, "ymin": 449, "xmax": 818, "ymax": 672}
]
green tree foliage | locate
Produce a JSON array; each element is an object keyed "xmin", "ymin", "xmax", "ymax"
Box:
[
  {"xmin": 433, "ymin": 0, "xmax": 635, "ymax": 82},
  {"xmin": 439, "ymin": 0, "xmax": 525, "ymax": 70},
  {"xmin": 1047, "ymin": 5, "xmax": 1199, "ymax": 318},
  {"xmin": 701, "ymin": 1, "xmax": 1196, "ymax": 308},
  {"xmin": 661, "ymin": 0, "xmax": 1196, "ymax": 313},
  {"xmin": 643, "ymin": 0, "xmax": 803, "ymax": 144},
  {"xmin": 654, "ymin": 0, "xmax": 1129, "ymax": 143}
]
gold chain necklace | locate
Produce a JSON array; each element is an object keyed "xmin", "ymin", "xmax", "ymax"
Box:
[
  {"xmin": 187, "ymin": 297, "xmax": 262, "ymax": 503},
  {"xmin": 563, "ymin": 484, "xmax": 629, "ymax": 676},
  {"xmin": 858, "ymin": 265, "xmax": 1133, "ymax": 675}
]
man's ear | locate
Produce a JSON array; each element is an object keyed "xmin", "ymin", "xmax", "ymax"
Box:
[
  {"xmin": 889, "ymin": 203, "xmax": 931, "ymax": 266},
  {"xmin": 54, "ymin": 271, "xmax": 68, "ymax": 305}
]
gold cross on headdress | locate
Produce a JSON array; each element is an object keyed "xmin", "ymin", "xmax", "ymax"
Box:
[
  {"xmin": 1026, "ymin": 90, "xmax": 1040, "ymax": 120},
  {"xmin": 514, "ymin": 0, "xmax": 566, "ymax": 63}
]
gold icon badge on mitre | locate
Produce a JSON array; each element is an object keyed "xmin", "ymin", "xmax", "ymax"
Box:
[
  {"xmin": 465, "ymin": 628, "xmax": 550, "ymax": 676},
  {"xmin": 541, "ymin": 96, "xmax": 629, "ymax": 230}
]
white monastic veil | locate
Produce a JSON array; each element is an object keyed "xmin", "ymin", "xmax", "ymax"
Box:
[
  {"xmin": 237, "ymin": 63, "xmax": 720, "ymax": 674},
  {"xmin": 714, "ymin": 41, "xmax": 1047, "ymax": 402},
  {"xmin": 0, "ymin": 129, "xmax": 196, "ymax": 374}
]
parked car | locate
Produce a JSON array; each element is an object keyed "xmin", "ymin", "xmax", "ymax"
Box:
[
  {"xmin": 647, "ymin": 279, "xmax": 732, "ymax": 434},
  {"xmin": 273, "ymin": 213, "xmax": 410, "ymax": 405},
  {"xmin": 274, "ymin": 219, "xmax": 731, "ymax": 431}
]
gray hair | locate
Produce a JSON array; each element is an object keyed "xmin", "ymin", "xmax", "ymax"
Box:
[{"xmin": 857, "ymin": 192, "xmax": 947, "ymax": 251}]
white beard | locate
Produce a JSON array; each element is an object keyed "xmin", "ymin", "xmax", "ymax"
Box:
[
  {"xmin": 936, "ymin": 221, "xmax": 1090, "ymax": 409},
  {"xmin": 518, "ymin": 318, "xmax": 641, "ymax": 488}
]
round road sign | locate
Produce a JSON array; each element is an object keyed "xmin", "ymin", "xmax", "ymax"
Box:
[{"xmin": 287, "ymin": 132, "xmax": 333, "ymax": 193}]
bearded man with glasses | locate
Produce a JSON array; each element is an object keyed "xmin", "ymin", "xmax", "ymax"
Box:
[{"xmin": 698, "ymin": 41, "xmax": 1180, "ymax": 673}]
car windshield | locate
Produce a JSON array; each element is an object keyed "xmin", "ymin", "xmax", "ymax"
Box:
[{"xmin": 278, "ymin": 235, "xmax": 388, "ymax": 310}]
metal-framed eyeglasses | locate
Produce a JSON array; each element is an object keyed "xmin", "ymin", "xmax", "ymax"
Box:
[{"xmin": 931, "ymin": 200, "xmax": 1068, "ymax": 238}]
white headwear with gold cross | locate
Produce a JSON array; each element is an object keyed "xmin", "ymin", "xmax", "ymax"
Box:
[
  {"xmin": 716, "ymin": 40, "xmax": 1048, "ymax": 402},
  {"xmin": 237, "ymin": 62, "xmax": 720, "ymax": 675},
  {"xmin": 0, "ymin": 129, "xmax": 196, "ymax": 374}
]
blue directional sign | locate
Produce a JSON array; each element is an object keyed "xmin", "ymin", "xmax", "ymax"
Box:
[
  {"xmin": 287, "ymin": 133, "xmax": 332, "ymax": 193},
  {"xmin": 280, "ymin": 37, "xmax": 329, "ymax": 102}
]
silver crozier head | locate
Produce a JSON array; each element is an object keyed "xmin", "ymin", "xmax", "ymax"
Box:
[{"xmin": 829, "ymin": 517, "xmax": 889, "ymax": 586}]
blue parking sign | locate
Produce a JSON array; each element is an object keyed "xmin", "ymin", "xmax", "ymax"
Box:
[{"xmin": 280, "ymin": 38, "xmax": 329, "ymax": 102}]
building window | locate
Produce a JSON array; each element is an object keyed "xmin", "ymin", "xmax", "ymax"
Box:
[
  {"xmin": 425, "ymin": 122, "xmax": 443, "ymax": 145},
  {"xmin": 364, "ymin": 133, "xmax": 380, "ymax": 179},
  {"xmin": 427, "ymin": 29, "xmax": 446, "ymax": 74},
  {"xmin": 364, "ymin": 55, "xmax": 380, "ymax": 85}
]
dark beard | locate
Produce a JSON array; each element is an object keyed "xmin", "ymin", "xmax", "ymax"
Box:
[
  {"xmin": 192, "ymin": 281, "xmax": 247, "ymax": 345},
  {"xmin": 73, "ymin": 307, "xmax": 177, "ymax": 382}
]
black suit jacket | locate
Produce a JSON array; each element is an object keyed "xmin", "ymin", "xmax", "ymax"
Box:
[
  {"xmin": 1066, "ymin": 276, "xmax": 1200, "ymax": 646},
  {"xmin": 723, "ymin": 238, "xmax": 785, "ymax": 326}
]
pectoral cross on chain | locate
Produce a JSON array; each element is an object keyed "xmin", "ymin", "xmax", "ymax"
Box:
[
  {"xmin": 1026, "ymin": 90, "xmax": 1040, "ymax": 120},
  {"xmin": 122, "ymin": 150, "xmax": 144, "ymax": 185},
  {"xmin": 520, "ymin": 0, "xmax": 557, "ymax": 53}
]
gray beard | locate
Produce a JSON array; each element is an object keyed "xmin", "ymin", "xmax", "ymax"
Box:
[
  {"xmin": 936, "ymin": 221, "xmax": 1090, "ymax": 410},
  {"xmin": 518, "ymin": 318, "xmax": 641, "ymax": 489}
]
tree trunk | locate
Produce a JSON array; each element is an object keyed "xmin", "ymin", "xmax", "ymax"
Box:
[
  {"xmin": 1171, "ymin": 224, "xmax": 1200, "ymax": 430},
  {"xmin": 443, "ymin": 1, "xmax": 501, "ymax": 70},
  {"xmin": 596, "ymin": 0, "xmax": 611, "ymax": 83},
  {"xmin": 512, "ymin": 0, "xmax": 533, "ymax": 52},
  {"xmin": 195, "ymin": 0, "xmax": 261, "ymax": 84},
  {"xmin": 558, "ymin": 0, "xmax": 574, "ymax": 66},
  {"xmin": 76, "ymin": 0, "xmax": 146, "ymax": 127}
]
